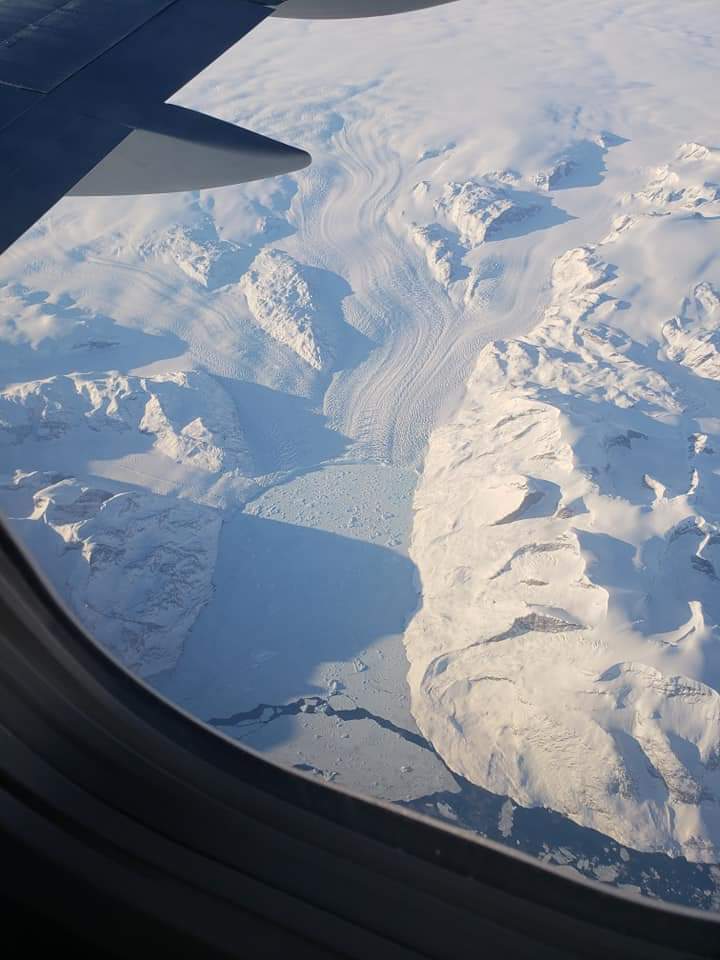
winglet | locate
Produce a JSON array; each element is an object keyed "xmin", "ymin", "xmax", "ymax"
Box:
[{"xmin": 70, "ymin": 103, "xmax": 311, "ymax": 197}]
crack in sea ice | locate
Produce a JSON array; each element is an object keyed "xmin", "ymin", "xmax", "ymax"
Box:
[{"xmin": 207, "ymin": 695, "xmax": 432, "ymax": 751}]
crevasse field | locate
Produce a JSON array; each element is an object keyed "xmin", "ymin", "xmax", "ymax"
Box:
[{"xmin": 2, "ymin": 0, "xmax": 720, "ymax": 907}]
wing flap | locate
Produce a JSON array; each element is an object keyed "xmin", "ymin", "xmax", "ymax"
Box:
[
  {"xmin": 0, "ymin": 83, "xmax": 39, "ymax": 132},
  {"xmin": 51, "ymin": 0, "xmax": 271, "ymax": 110},
  {"xmin": 0, "ymin": 1, "xmax": 176, "ymax": 93},
  {"xmin": 0, "ymin": 1, "xmax": 68, "ymax": 42}
]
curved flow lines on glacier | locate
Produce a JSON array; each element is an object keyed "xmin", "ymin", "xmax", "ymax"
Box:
[{"xmin": 311, "ymin": 116, "xmax": 508, "ymax": 466}]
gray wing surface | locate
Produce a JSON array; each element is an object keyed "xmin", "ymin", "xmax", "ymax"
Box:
[{"xmin": 0, "ymin": 0, "xmax": 309, "ymax": 254}]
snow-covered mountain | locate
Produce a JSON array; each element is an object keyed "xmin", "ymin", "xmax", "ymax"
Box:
[
  {"xmin": 1, "ymin": 470, "xmax": 221, "ymax": 676},
  {"xmin": 240, "ymin": 249, "xmax": 336, "ymax": 370},
  {"xmin": 0, "ymin": 369, "xmax": 251, "ymax": 476},
  {"xmin": 405, "ymin": 145, "xmax": 720, "ymax": 862}
]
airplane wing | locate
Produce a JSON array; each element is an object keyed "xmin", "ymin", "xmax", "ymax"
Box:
[
  {"xmin": 0, "ymin": 0, "xmax": 458, "ymax": 256},
  {"xmin": 0, "ymin": 0, "xmax": 308, "ymax": 255}
]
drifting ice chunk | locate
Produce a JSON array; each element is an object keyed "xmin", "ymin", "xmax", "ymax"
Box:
[{"xmin": 499, "ymin": 799, "xmax": 515, "ymax": 838}]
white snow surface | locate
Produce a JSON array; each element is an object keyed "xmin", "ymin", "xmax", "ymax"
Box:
[{"xmin": 0, "ymin": 0, "xmax": 719, "ymax": 871}]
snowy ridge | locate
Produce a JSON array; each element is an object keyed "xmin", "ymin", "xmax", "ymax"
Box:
[
  {"xmin": 3, "ymin": 472, "xmax": 220, "ymax": 677},
  {"xmin": 408, "ymin": 173, "xmax": 543, "ymax": 296},
  {"xmin": 634, "ymin": 142, "xmax": 720, "ymax": 210},
  {"xmin": 535, "ymin": 134, "xmax": 624, "ymax": 192},
  {"xmin": 405, "ymin": 146, "xmax": 720, "ymax": 862},
  {"xmin": 435, "ymin": 179, "xmax": 540, "ymax": 247},
  {"xmin": 240, "ymin": 249, "xmax": 333, "ymax": 370},
  {"xmin": 0, "ymin": 367, "xmax": 253, "ymax": 673},
  {"xmin": 0, "ymin": 370, "xmax": 251, "ymax": 476},
  {"xmin": 410, "ymin": 222, "xmax": 465, "ymax": 286},
  {"xmin": 663, "ymin": 283, "xmax": 720, "ymax": 381},
  {"xmin": 141, "ymin": 221, "xmax": 250, "ymax": 289},
  {"xmin": 535, "ymin": 158, "xmax": 577, "ymax": 191},
  {"xmin": 0, "ymin": 180, "xmax": 338, "ymax": 675}
]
